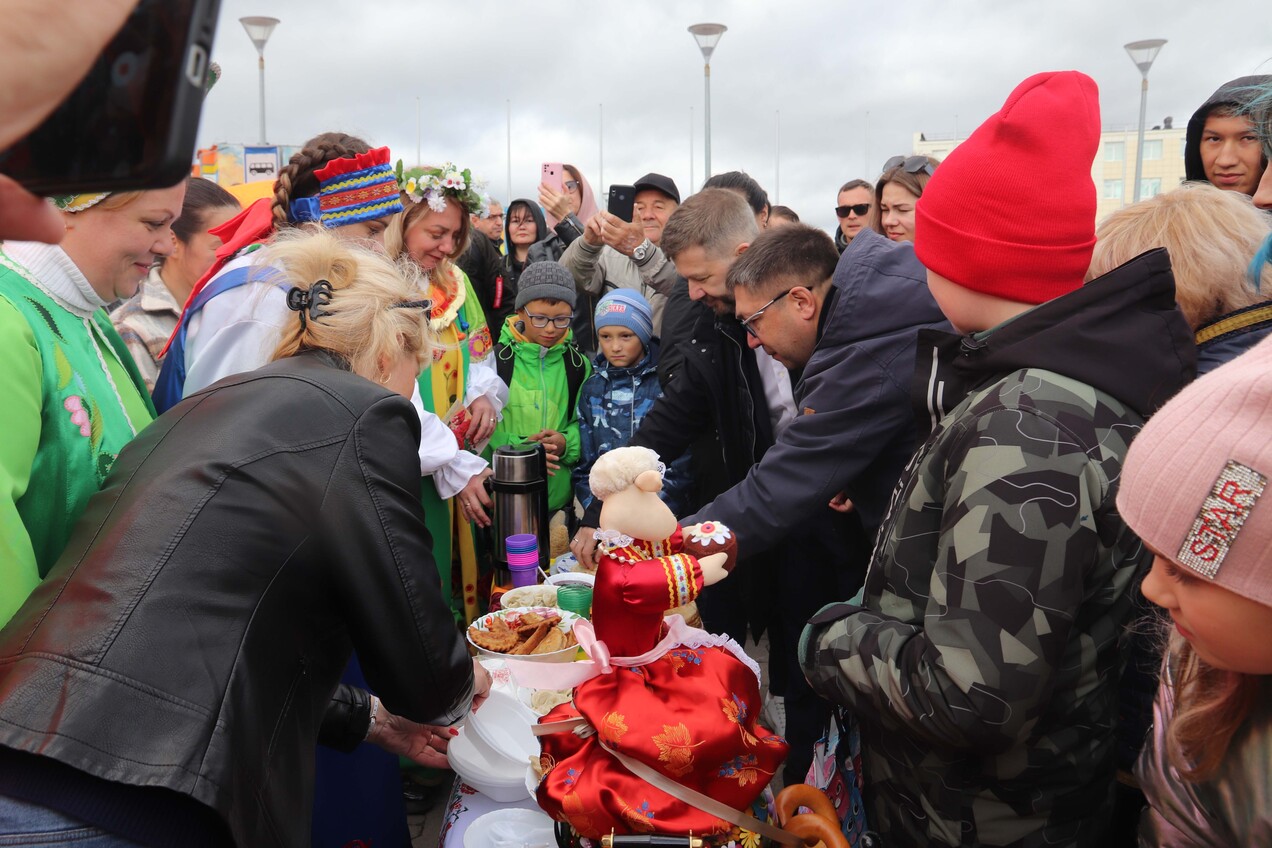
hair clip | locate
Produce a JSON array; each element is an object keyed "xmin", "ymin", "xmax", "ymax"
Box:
[
  {"xmin": 391, "ymin": 298, "xmax": 433, "ymax": 311},
  {"xmin": 286, "ymin": 280, "xmax": 334, "ymax": 327}
]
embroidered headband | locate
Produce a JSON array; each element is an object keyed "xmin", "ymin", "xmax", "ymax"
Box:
[
  {"xmin": 53, "ymin": 193, "xmax": 110, "ymax": 213},
  {"xmin": 289, "ymin": 146, "xmax": 404, "ymax": 228},
  {"xmin": 395, "ymin": 160, "xmax": 490, "ymax": 217}
]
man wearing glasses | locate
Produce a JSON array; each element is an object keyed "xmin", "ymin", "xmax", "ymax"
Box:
[
  {"xmin": 692, "ymin": 212, "xmax": 950, "ymax": 785},
  {"xmin": 834, "ymin": 179, "xmax": 874, "ymax": 253}
]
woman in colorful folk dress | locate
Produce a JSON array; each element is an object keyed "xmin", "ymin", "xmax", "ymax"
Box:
[
  {"xmin": 386, "ymin": 163, "xmax": 506, "ymax": 623},
  {"xmin": 0, "ymin": 183, "xmax": 185, "ymax": 626}
]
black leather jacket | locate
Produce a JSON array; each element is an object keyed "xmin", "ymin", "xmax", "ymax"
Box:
[{"xmin": 0, "ymin": 352, "xmax": 474, "ymax": 847}]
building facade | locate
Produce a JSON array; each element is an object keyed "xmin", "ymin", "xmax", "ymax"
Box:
[{"xmin": 913, "ymin": 126, "xmax": 1187, "ymax": 224}]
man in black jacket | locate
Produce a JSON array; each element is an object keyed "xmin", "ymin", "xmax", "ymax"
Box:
[{"xmin": 570, "ymin": 189, "xmax": 859, "ymax": 782}]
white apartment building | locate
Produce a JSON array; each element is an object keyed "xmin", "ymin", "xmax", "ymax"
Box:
[{"xmin": 912, "ymin": 125, "xmax": 1188, "ymax": 224}]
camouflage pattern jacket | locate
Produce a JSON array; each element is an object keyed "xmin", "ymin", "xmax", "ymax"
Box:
[{"xmin": 800, "ymin": 249, "xmax": 1195, "ymax": 847}]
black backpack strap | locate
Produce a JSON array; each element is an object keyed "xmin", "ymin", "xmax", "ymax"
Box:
[
  {"xmin": 564, "ymin": 342, "xmax": 587, "ymax": 415},
  {"xmin": 494, "ymin": 341, "xmax": 515, "ymax": 391}
]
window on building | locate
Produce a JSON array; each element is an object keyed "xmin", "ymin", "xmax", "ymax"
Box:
[
  {"xmin": 1143, "ymin": 139, "xmax": 1163, "ymax": 160},
  {"xmin": 1104, "ymin": 180, "xmax": 1123, "ymax": 200},
  {"xmin": 1140, "ymin": 178, "xmax": 1162, "ymax": 198},
  {"xmin": 1105, "ymin": 141, "xmax": 1125, "ymax": 161}
]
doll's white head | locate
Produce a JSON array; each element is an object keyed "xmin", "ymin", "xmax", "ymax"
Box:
[{"xmin": 592, "ymin": 447, "xmax": 677, "ymax": 541}]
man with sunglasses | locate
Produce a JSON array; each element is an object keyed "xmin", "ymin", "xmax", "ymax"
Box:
[{"xmin": 834, "ymin": 179, "xmax": 874, "ymax": 253}]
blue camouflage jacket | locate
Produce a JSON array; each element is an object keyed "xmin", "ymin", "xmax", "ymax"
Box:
[{"xmin": 573, "ymin": 343, "xmax": 691, "ymax": 516}]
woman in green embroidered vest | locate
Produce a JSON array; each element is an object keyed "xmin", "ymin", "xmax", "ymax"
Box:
[
  {"xmin": 0, "ymin": 184, "xmax": 185, "ymax": 625},
  {"xmin": 385, "ymin": 164, "xmax": 506, "ymax": 623}
]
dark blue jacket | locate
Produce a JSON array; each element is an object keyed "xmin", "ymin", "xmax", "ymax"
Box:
[
  {"xmin": 573, "ymin": 342, "xmax": 692, "ymax": 516},
  {"xmin": 689, "ymin": 228, "xmax": 951, "ymax": 549}
]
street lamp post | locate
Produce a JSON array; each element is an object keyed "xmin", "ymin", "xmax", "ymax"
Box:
[
  {"xmin": 1124, "ymin": 38, "xmax": 1166, "ymax": 203},
  {"xmin": 688, "ymin": 23, "xmax": 727, "ymax": 180},
  {"xmin": 240, "ymin": 16, "xmax": 280, "ymax": 145}
]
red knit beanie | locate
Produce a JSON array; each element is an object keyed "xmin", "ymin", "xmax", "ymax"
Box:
[{"xmin": 915, "ymin": 71, "xmax": 1101, "ymax": 304}]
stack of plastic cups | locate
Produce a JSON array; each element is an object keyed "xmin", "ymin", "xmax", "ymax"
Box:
[
  {"xmin": 505, "ymin": 534, "xmax": 540, "ymax": 589},
  {"xmin": 555, "ymin": 584, "xmax": 593, "ymax": 620}
]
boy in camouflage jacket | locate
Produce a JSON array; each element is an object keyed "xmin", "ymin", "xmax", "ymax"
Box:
[{"xmin": 799, "ymin": 72, "xmax": 1195, "ymax": 846}]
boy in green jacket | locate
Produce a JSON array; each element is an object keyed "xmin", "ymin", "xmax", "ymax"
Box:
[{"xmin": 488, "ymin": 262, "xmax": 590, "ymax": 513}]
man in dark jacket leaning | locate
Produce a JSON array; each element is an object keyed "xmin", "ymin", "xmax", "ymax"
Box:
[{"xmin": 681, "ymin": 220, "xmax": 950, "ymax": 786}]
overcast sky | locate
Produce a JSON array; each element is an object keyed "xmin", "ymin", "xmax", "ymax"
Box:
[{"xmin": 198, "ymin": 0, "xmax": 1269, "ymax": 235}]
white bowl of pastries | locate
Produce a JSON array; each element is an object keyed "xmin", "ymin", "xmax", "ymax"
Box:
[{"xmin": 466, "ymin": 607, "xmax": 581, "ymax": 662}]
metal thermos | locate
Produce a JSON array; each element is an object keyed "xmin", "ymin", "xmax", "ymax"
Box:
[{"xmin": 491, "ymin": 443, "xmax": 549, "ymax": 582}]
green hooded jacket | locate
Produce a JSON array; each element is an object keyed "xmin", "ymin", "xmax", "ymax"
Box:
[{"xmin": 487, "ymin": 316, "xmax": 591, "ymax": 512}]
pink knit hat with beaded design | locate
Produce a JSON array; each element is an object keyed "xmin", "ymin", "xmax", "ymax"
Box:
[{"xmin": 1118, "ymin": 335, "xmax": 1272, "ymax": 607}]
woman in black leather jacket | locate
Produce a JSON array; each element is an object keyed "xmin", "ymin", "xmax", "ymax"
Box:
[{"xmin": 0, "ymin": 230, "xmax": 489, "ymax": 848}]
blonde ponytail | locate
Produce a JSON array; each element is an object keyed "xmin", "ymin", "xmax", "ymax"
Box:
[{"xmin": 266, "ymin": 229, "xmax": 431, "ymax": 380}]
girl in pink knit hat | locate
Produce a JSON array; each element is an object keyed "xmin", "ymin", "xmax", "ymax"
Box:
[{"xmin": 1117, "ymin": 333, "xmax": 1272, "ymax": 843}]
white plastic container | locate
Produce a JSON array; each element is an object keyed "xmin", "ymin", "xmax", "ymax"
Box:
[
  {"xmin": 467, "ymin": 690, "xmax": 539, "ymax": 769},
  {"xmin": 447, "ymin": 726, "xmax": 530, "ymax": 803}
]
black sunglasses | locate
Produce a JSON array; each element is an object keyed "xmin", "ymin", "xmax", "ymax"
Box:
[
  {"xmin": 835, "ymin": 203, "xmax": 871, "ymax": 218},
  {"xmin": 882, "ymin": 155, "xmax": 936, "ymax": 177}
]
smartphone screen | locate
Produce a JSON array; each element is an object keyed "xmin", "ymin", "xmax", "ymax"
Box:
[
  {"xmin": 0, "ymin": 0, "xmax": 222, "ymax": 194},
  {"xmin": 607, "ymin": 185, "xmax": 635, "ymax": 223},
  {"xmin": 541, "ymin": 162, "xmax": 564, "ymax": 194}
]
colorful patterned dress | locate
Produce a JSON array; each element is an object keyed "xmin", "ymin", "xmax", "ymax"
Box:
[
  {"xmin": 536, "ymin": 527, "xmax": 787, "ymax": 841},
  {"xmin": 416, "ymin": 262, "xmax": 495, "ymax": 623}
]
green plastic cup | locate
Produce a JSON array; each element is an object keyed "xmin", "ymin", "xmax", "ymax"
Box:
[{"xmin": 556, "ymin": 584, "xmax": 593, "ymax": 619}]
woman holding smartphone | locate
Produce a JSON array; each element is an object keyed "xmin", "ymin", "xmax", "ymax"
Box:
[
  {"xmin": 530, "ymin": 163, "xmax": 599, "ymax": 263},
  {"xmin": 0, "ymin": 182, "xmax": 185, "ymax": 627}
]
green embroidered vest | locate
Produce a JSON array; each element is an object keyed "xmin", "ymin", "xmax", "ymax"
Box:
[{"xmin": 0, "ymin": 257, "xmax": 155, "ymax": 578}]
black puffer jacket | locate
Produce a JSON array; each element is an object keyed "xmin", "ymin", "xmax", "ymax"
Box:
[{"xmin": 0, "ymin": 352, "xmax": 474, "ymax": 847}]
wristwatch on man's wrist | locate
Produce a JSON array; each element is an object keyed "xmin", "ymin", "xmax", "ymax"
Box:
[{"xmin": 632, "ymin": 238, "xmax": 653, "ymax": 262}]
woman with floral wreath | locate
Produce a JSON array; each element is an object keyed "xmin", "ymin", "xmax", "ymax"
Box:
[{"xmin": 386, "ymin": 162, "xmax": 507, "ymax": 624}]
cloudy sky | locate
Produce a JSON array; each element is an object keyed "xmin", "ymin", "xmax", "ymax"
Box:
[{"xmin": 198, "ymin": 0, "xmax": 1269, "ymax": 235}]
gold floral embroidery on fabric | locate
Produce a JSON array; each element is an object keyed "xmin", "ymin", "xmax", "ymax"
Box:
[
  {"xmin": 617, "ymin": 798, "xmax": 657, "ymax": 833},
  {"xmin": 562, "ymin": 791, "xmax": 600, "ymax": 835},
  {"xmin": 721, "ymin": 694, "xmax": 759, "ymax": 747},
  {"xmin": 717, "ymin": 754, "xmax": 769, "ymax": 788},
  {"xmin": 651, "ymin": 723, "xmax": 702, "ymax": 777},
  {"xmin": 599, "ymin": 711, "xmax": 629, "ymax": 745}
]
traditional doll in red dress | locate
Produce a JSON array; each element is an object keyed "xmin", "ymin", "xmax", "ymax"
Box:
[{"xmin": 531, "ymin": 446, "xmax": 788, "ymax": 842}]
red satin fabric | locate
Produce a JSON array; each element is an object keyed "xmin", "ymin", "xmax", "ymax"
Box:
[{"xmin": 537, "ymin": 528, "xmax": 787, "ymax": 839}]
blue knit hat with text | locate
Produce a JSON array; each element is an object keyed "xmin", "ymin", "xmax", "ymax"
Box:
[{"xmin": 595, "ymin": 290, "xmax": 654, "ymax": 347}]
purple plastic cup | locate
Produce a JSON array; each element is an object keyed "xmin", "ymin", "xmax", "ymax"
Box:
[
  {"xmin": 505, "ymin": 533, "xmax": 538, "ymax": 553},
  {"xmin": 508, "ymin": 563, "xmax": 539, "ymax": 588}
]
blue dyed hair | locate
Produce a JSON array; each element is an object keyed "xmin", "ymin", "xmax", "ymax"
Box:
[{"xmin": 1251, "ymin": 232, "xmax": 1272, "ymax": 293}]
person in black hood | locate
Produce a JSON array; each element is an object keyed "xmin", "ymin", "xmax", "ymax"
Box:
[
  {"xmin": 496, "ymin": 199, "xmax": 549, "ymax": 332},
  {"xmin": 1184, "ymin": 75, "xmax": 1271, "ymax": 196}
]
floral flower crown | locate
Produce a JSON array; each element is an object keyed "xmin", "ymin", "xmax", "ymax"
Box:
[{"xmin": 395, "ymin": 160, "xmax": 491, "ymax": 217}]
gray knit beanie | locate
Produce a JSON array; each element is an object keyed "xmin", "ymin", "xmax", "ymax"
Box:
[{"xmin": 515, "ymin": 261, "xmax": 578, "ymax": 310}]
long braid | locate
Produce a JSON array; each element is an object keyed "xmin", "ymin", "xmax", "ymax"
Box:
[{"xmin": 271, "ymin": 132, "xmax": 372, "ymax": 226}]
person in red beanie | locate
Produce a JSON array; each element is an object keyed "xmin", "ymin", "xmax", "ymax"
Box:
[{"xmin": 800, "ymin": 71, "xmax": 1196, "ymax": 846}]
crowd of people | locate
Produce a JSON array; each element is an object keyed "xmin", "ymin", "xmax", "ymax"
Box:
[{"xmin": 1, "ymin": 16, "xmax": 1271, "ymax": 846}]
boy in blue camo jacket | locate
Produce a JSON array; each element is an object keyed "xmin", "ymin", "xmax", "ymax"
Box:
[
  {"xmin": 799, "ymin": 71, "xmax": 1196, "ymax": 846},
  {"xmin": 572, "ymin": 290, "xmax": 690, "ymax": 516}
]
